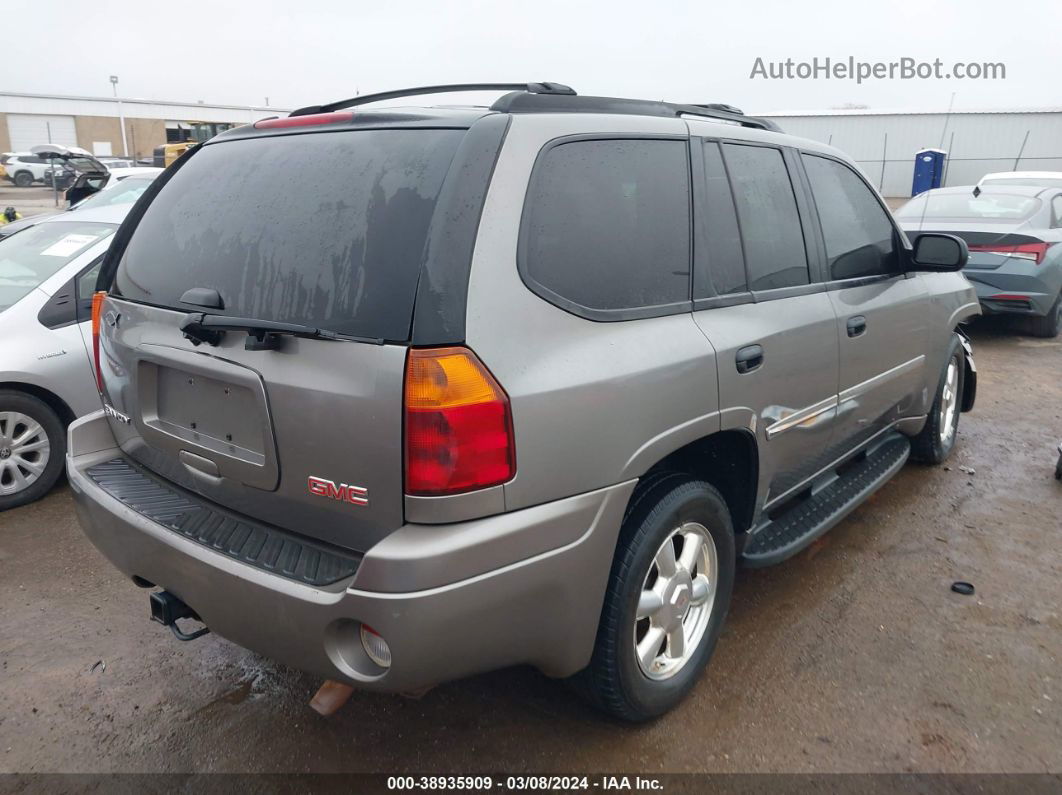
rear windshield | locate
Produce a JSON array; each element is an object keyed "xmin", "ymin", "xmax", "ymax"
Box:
[
  {"xmin": 0, "ymin": 221, "xmax": 114, "ymax": 312},
  {"xmin": 896, "ymin": 192, "xmax": 1041, "ymax": 223},
  {"xmin": 114, "ymin": 128, "xmax": 465, "ymax": 340},
  {"xmin": 982, "ymin": 177, "xmax": 1062, "ymax": 188}
]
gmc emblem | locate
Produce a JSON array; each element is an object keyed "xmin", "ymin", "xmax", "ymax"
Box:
[{"xmin": 308, "ymin": 476, "xmax": 369, "ymax": 507}]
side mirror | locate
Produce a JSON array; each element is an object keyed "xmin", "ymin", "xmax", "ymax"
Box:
[{"xmin": 911, "ymin": 233, "xmax": 968, "ymax": 272}]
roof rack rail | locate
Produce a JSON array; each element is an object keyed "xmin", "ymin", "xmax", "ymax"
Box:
[
  {"xmin": 489, "ymin": 92, "xmax": 782, "ymax": 132},
  {"xmin": 289, "ymin": 82, "xmax": 576, "ymax": 117}
]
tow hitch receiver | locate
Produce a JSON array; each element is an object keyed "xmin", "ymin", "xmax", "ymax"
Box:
[{"xmin": 149, "ymin": 591, "xmax": 211, "ymax": 642}]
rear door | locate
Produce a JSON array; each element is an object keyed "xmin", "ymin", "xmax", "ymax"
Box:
[
  {"xmin": 799, "ymin": 153, "xmax": 928, "ymax": 452},
  {"xmin": 98, "ymin": 126, "xmax": 469, "ymax": 552},
  {"xmin": 691, "ymin": 138, "xmax": 840, "ymax": 509}
]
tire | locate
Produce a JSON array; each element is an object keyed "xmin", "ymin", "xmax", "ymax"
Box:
[
  {"xmin": 578, "ymin": 474, "xmax": 736, "ymax": 721},
  {"xmin": 13, "ymin": 171, "xmax": 34, "ymax": 188},
  {"xmin": 911, "ymin": 334, "xmax": 965, "ymax": 465},
  {"xmin": 1026, "ymin": 294, "xmax": 1062, "ymax": 339},
  {"xmin": 0, "ymin": 390, "xmax": 66, "ymax": 512}
]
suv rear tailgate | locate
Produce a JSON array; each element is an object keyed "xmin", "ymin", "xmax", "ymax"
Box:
[
  {"xmin": 95, "ymin": 125, "xmax": 472, "ymax": 552},
  {"xmin": 100, "ymin": 297, "xmax": 407, "ymax": 552}
]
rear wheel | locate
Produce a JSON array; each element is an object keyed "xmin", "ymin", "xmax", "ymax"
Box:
[
  {"xmin": 911, "ymin": 334, "xmax": 964, "ymax": 465},
  {"xmin": 13, "ymin": 171, "xmax": 33, "ymax": 188},
  {"xmin": 0, "ymin": 391, "xmax": 66, "ymax": 512},
  {"xmin": 579, "ymin": 474, "xmax": 735, "ymax": 721},
  {"xmin": 1027, "ymin": 294, "xmax": 1062, "ymax": 338}
]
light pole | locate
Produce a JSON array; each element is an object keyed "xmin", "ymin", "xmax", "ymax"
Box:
[{"xmin": 110, "ymin": 75, "xmax": 129, "ymax": 158}]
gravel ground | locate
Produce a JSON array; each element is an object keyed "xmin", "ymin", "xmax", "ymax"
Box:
[{"xmin": 0, "ymin": 319, "xmax": 1059, "ymax": 775}]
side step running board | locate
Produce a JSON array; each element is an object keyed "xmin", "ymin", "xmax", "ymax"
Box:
[{"xmin": 741, "ymin": 433, "xmax": 911, "ymax": 568}]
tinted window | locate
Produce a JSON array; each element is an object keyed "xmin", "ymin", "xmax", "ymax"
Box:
[
  {"xmin": 522, "ymin": 138, "xmax": 690, "ymax": 312},
  {"xmin": 115, "ymin": 129, "xmax": 464, "ymax": 341},
  {"xmin": 803, "ymin": 155, "xmax": 898, "ymax": 280},
  {"xmin": 722, "ymin": 144, "xmax": 808, "ymax": 291},
  {"xmin": 696, "ymin": 142, "xmax": 746, "ymax": 296},
  {"xmin": 896, "ymin": 191, "xmax": 1041, "ymax": 223},
  {"xmin": 1052, "ymin": 196, "xmax": 1062, "ymax": 228}
]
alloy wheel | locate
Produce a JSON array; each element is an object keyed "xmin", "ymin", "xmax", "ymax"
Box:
[
  {"xmin": 0, "ymin": 412, "xmax": 51, "ymax": 496},
  {"xmin": 633, "ymin": 522, "xmax": 718, "ymax": 681}
]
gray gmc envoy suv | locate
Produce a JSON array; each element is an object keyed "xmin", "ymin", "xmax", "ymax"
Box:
[{"xmin": 68, "ymin": 83, "xmax": 979, "ymax": 721}]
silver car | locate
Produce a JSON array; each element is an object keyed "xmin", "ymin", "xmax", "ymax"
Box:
[
  {"xmin": 0, "ymin": 205, "xmax": 127, "ymax": 510},
  {"xmin": 67, "ymin": 84, "xmax": 978, "ymax": 720},
  {"xmin": 897, "ymin": 185, "xmax": 1062, "ymax": 336}
]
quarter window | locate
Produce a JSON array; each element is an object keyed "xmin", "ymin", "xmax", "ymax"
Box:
[
  {"xmin": 522, "ymin": 138, "xmax": 691, "ymax": 314},
  {"xmin": 803, "ymin": 154, "xmax": 898, "ymax": 280},
  {"xmin": 721, "ymin": 144, "xmax": 809, "ymax": 291}
]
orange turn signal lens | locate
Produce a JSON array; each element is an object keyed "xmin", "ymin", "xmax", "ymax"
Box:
[{"xmin": 91, "ymin": 291, "xmax": 107, "ymax": 391}]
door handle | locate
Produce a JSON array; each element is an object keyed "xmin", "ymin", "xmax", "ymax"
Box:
[
  {"xmin": 736, "ymin": 344, "xmax": 764, "ymax": 374},
  {"xmin": 846, "ymin": 315, "xmax": 867, "ymax": 337}
]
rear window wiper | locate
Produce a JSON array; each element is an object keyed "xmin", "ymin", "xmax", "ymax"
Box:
[{"xmin": 179, "ymin": 313, "xmax": 381, "ymax": 349}]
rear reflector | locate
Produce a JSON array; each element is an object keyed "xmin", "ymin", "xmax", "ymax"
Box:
[
  {"xmin": 968, "ymin": 241, "xmax": 1050, "ymax": 264},
  {"xmin": 360, "ymin": 624, "xmax": 392, "ymax": 669},
  {"xmin": 91, "ymin": 291, "xmax": 106, "ymax": 391},
  {"xmin": 254, "ymin": 112, "xmax": 354, "ymax": 130},
  {"xmin": 404, "ymin": 347, "xmax": 515, "ymax": 496}
]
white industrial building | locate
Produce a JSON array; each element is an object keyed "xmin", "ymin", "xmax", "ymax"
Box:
[
  {"xmin": 0, "ymin": 91, "xmax": 285, "ymax": 161},
  {"xmin": 760, "ymin": 106, "xmax": 1062, "ymax": 197}
]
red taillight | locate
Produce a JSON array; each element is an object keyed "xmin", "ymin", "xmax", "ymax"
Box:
[
  {"xmin": 253, "ymin": 112, "xmax": 354, "ymax": 129},
  {"xmin": 91, "ymin": 291, "xmax": 106, "ymax": 391},
  {"xmin": 404, "ymin": 347, "xmax": 515, "ymax": 496},
  {"xmin": 968, "ymin": 241, "xmax": 1050, "ymax": 264}
]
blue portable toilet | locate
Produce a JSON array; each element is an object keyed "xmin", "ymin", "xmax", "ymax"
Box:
[{"xmin": 912, "ymin": 149, "xmax": 947, "ymax": 196}]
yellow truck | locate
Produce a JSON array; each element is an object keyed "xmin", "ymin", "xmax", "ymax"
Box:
[{"xmin": 153, "ymin": 121, "xmax": 241, "ymax": 167}]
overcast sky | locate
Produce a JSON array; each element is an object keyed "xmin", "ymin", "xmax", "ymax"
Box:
[{"xmin": 9, "ymin": 0, "xmax": 1059, "ymax": 113}]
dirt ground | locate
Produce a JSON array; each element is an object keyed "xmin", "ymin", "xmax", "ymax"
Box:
[{"xmin": 0, "ymin": 319, "xmax": 1059, "ymax": 775}]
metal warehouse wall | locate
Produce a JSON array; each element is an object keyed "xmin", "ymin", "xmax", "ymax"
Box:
[{"xmin": 762, "ymin": 111, "xmax": 1062, "ymax": 197}]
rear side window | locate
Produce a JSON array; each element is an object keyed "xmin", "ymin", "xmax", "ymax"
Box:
[
  {"xmin": 114, "ymin": 129, "xmax": 465, "ymax": 341},
  {"xmin": 802, "ymin": 154, "xmax": 898, "ymax": 280},
  {"xmin": 695, "ymin": 142, "xmax": 746, "ymax": 297},
  {"xmin": 721, "ymin": 144, "xmax": 809, "ymax": 291},
  {"xmin": 521, "ymin": 138, "xmax": 690, "ymax": 315}
]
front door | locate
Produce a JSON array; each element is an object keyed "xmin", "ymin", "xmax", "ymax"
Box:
[
  {"xmin": 690, "ymin": 138, "xmax": 840, "ymax": 513},
  {"xmin": 800, "ymin": 153, "xmax": 928, "ymax": 452}
]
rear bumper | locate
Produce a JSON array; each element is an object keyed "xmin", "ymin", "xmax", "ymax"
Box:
[
  {"xmin": 965, "ymin": 269, "xmax": 1057, "ymax": 316},
  {"xmin": 68, "ymin": 411, "xmax": 634, "ymax": 691}
]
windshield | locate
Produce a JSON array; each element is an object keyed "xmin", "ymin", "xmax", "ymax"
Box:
[
  {"xmin": 981, "ymin": 177, "xmax": 1062, "ymax": 188},
  {"xmin": 114, "ymin": 128, "xmax": 465, "ymax": 341},
  {"xmin": 896, "ymin": 192, "xmax": 1041, "ymax": 223},
  {"xmin": 0, "ymin": 221, "xmax": 115, "ymax": 312},
  {"xmin": 72, "ymin": 177, "xmax": 155, "ymax": 210}
]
